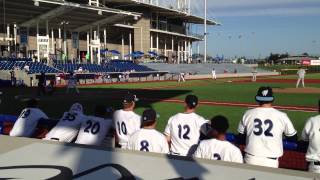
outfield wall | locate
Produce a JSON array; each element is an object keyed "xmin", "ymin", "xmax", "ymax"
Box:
[
  {"xmin": 0, "ymin": 136, "xmax": 318, "ymax": 180},
  {"xmin": 186, "ymin": 72, "xmax": 280, "ymax": 80}
]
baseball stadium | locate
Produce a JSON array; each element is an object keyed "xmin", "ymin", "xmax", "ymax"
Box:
[{"xmin": 0, "ymin": 0, "xmax": 320, "ymax": 179}]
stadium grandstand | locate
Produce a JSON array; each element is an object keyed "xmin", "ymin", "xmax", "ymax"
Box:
[{"xmin": 0, "ymin": 0, "xmax": 219, "ymax": 86}]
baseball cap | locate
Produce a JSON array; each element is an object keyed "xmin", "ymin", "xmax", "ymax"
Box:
[
  {"xmin": 123, "ymin": 93, "xmax": 138, "ymax": 103},
  {"xmin": 141, "ymin": 109, "xmax": 157, "ymax": 122},
  {"xmin": 70, "ymin": 103, "xmax": 83, "ymax": 113},
  {"xmin": 255, "ymin": 86, "xmax": 274, "ymax": 102},
  {"xmin": 185, "ymin": 95, "xmax": 198, "ymax": 108}
]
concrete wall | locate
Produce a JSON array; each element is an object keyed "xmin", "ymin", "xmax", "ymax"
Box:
[{"xmin": 133, "ymin": 12, "xmax": 151, "ymax": 53}]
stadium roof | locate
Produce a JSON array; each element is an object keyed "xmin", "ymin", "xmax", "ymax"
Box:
[
  {"xmin": 105, "ymin": 0, "xmax": 219, "ymax": 25},
  {"xmin": 2, "ymin": 0, "xmax": 141, "ymax": 31}
]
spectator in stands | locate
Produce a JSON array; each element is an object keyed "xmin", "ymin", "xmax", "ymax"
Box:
[
  {"xmin": 10, "ymin": 69, "xmax": 16, "ymax": 87},
  {"xmin": 194, "ymin": 115, "xmax": 243, "ymax": 163},
  {"xmin": 23, "ymin": 64, "xmax": 30, "ymax": 73},
  {"xmin": 75, "ymin": 105, "xmax": 113, "ymax": 146},
  {"xmin": 10, "ymin": 98, "xmax": 48, "ymax": 137},
  {"xmin": 301, "ymin": 108, "xmax": 320, "ymax": 173},
  {"xmin": 237, "ymin": 86, "xmax": 297, "ymax": 168},
  {"xmin": 78, "ymin": 66, "xmax": 83, "ymax": 73},
  {"xmin": 47, "ymin": 80, "xmax": 55, "ymax": 95},
  {"xmin": 37, "ymin": 72, "xmax": 46, "ymax": 96}
]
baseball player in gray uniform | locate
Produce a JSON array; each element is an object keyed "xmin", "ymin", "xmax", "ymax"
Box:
[
  {"xmin": 296, "ymin": 67, "xmax": 306, "ymax": 88},
  {"xmin": 127, "ymin": 109, "xmax": 169, "ymax": 154},
  {"xmin": 237, "ymin": 86, "xmax": 297, "ymax": 168},
  {"xmin": 194, "ymin": 115, "xmax": 243, "ymax": 163}
]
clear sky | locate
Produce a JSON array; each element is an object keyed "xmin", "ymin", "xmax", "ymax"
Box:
[{"xmin": 188, "ymin": 0, "xmax": 320, "ymax": 59}]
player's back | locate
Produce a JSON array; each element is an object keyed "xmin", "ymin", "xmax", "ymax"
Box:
[
  {"xmin": 44, "ymin": 111, "xmax": 86, "ymax": 142},
  {"xmin": 113, "ymin": 109, "xmax": 141, "ymax": 147},
  {"xmin": 127, "ymin": 129, "xmax": 169, "ymax": 154},
  {"xmin": 194, "ymin": 139, "xmax": 243, "ymax": 163},
  {"xmin": 75, "ymin": 116, "xmax": 112, "ymax": 146},
  {"xmin": 302, "ymin": 115, "xmax": 320, "ymax": 161},
  {"xmin": 239, "ymin": 107, "xmax": 296, "ymax": 157},
  {"xmin": 10, "ymin": 108, "xmax": 48, "ymax": 137},
  {"xmin": 165, "ymin": 112, "xmax": 208, "ymax": 156}
]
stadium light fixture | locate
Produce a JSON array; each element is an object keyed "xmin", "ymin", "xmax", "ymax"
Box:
[{"xmin": 34, "ymin": 0, "xmax": 39, "ymax": 6}]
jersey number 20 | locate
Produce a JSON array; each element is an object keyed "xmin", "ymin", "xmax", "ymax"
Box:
[
  {"xmin": 253, "ymin": 119, "xmax": 273, "ymax": 137},
  {"xmin": 84, "ymin": 120, "xmax": 100, "ymax": 134}
]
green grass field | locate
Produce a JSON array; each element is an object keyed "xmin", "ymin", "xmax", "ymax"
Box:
[{"xmin": 1, "ymin": 74, "xmax": 319, "ymax": 136}]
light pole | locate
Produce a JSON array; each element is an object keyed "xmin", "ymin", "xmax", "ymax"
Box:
[{"xmin": 204, "ymin": 0, "xmax": 207, "ymax": 63}]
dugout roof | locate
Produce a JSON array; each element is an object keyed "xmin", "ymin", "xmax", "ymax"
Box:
[{"xmin": 2, "ymin": 0, "xmax": 141, "ymax": 32}]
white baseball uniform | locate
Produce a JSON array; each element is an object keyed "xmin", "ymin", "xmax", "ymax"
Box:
[
  {"xmin": 296, "ymin": 69, "xmax": 306, "ymax": 88},
  {"xmin": 238, "ymin": 107, "xmax": 297, "ymax": 168},
  {"xmin": 252, "ymin": 69, "xmax": 258, "ymax": 82},
  {"xmin": 75, "ymin": 116, "xmax": 112, "ymax": 146},
  {"xmin": 301, "ymin": 115, "xmax": 320, "ymax": 173},
  {"xmin": 10, "ymin": 108, "xmax": 48, "ymax": 137},
  {"xmin": 178, "ymin": 73, "xmax": 186, "ymax": 82},
  {"xmin": 164, "ymin": 112, "xmax": 209, "ymax": 156},
  {"xmin": 113, "ymin": 109, "xmax": 141, "ymax": 148},
  {"xmin": 127, "ymin": 129, "xmax": 169, "ymax": 154},
  {"xmin": 194, "ymin": 139, "xmax": 243, "ymax": 163},
  {"xmin": 212, "ymin": 69, "xmax": 217, "ymax": 80},
  {"xmin": 43, "ymin": 111, "xmax": 86, "ymax": 142}
]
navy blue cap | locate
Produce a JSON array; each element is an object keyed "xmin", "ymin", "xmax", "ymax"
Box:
[{"xmin": 255, "ymin": 86, "xmax": 274, "ymax": 102}]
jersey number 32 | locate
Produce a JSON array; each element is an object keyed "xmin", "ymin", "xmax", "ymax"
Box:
[{"xmin": 253, "ymin": 118, "xmax": 273, "ymax": 137}]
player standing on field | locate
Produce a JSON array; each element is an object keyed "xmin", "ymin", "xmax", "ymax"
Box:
[
  {"xmin": 194, "ymin": 115, "xmax": 243, "ymax": 163},
  {"xmin": 296, "ymin": 66, "xmax": 306, "ymax": 88},
  {"xmin": 43, "ymin": 103, "xmax": 86, "ymax": 142},
  {"xmin": 113, "ymin": 93, "xmax": 141, "ymax": 148},
  {"xmin": 10, "ymin": 98, "xmax": 48, "ymax": 137},
  {"xmin": 252, "ymin": 67, "xmax": 257, "ymax": 82},
  {"xmin": 127, "ymin": 109, "xmax": 169, "ymax": 154},
  {"xmin": 212, "ymin": 68, "xmax": 217, "ymax": 80},
  {"xmin": 75, "ymin": 105, "xmax": 112, "ymax": 146},
  {"xmin": 164, "ymin": 95, "xmax": 209, "ymax": 156},
  {"xmin": 301, "ymin": 102, "xmax": 320, "ymax": 173},
  {"xmin": 66, "ymin": 72, "xmax": 80, "ymax": 94},
  {"xmin": 237, "ymin": 86, "xmax": 297, "ymax": 168}
]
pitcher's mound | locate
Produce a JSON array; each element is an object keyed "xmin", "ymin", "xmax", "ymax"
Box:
[{"xmin": 274, "ymin": 87, "xmax": 320, "ymax": 94}]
